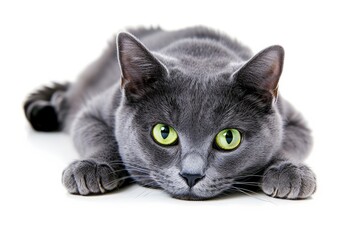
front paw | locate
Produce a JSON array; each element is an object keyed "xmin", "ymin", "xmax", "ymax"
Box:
[
  {"xmin": 62, "ymin": 160, "xmax": 124, "ymax": 195},
  {"xmin": 261, "ymin": 162, "xmax": 316, "ymax": 199}
]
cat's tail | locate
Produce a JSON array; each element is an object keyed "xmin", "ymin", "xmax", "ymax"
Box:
[{"xmin": 24, "ymin": 82, "xmax": 70, "ymax": 132}]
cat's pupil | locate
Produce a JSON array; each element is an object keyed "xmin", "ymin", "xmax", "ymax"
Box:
[
  {"xmin": 225, "ymin": 130, "xmax": 233, "ymax": 144},
  {"xmin": 161, "ymin": 126, "xmax": 170, "ymax": 139}
]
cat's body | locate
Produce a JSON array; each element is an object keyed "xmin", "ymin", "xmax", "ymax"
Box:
[{"xmin": 24, "ymin": 26, "xmax": 316, "ymax": 200}]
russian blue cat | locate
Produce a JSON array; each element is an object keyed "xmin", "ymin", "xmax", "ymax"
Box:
[{"xmin": 24, "ymin": 26, "xmax": 316, "ymax": 200}]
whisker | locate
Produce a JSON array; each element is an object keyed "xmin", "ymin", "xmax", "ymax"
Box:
[
  {"xmin": 106, "ymin": 165, "xmax": 151, "ymax": 176},
  {"xmin": 124, "ymin": 167, "xmax": 149, "ymax": 174},
  {"xmin": 229, "ymin": 186, "xmax": 274, "ymax": 204},
  {"xmin": 134, "ymin": 182, "xmax": 159, "ymax": 198},
  {"xmin": 107, "ymin": 160, "xmax": 123, "ymax": 164},
  {"xmin": 236, "ymin": 175, "xmax": 263, "ymax": 179},
  {"xmin": 106, "ymin": 174, "xmax": 155, "ymax": 186},
  {"xmin": 233, "ymin": 181, "xmax": 261, "ymax": 186},
  {"xmin": 125, "ymin": 164, "xmax": 152, "ymax": 173},
  {"xmin": 218, "ymin": 190, "xmax": 234, "ymax": 198}
]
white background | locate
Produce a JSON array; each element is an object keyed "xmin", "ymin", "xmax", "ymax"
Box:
[{"xmin": 1, "ymin": 0, "xmax": 359, "ymax": 239}]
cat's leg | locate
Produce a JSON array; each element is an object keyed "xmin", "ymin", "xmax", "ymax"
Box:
[
  {"xmin": 261, "ymin": 101, "xmax": 316, "ymax": 199},
  {"xmin": 62, "ymin": 108, "xmax": 127, "ymax": 195},
  {"xmin": 24, "ymin": 82, "xmax": 70, "ymax": 131}
]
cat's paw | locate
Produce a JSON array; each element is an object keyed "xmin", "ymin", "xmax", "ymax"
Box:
[
  {"xmin": 261, "ymin": 162, "xmax": 316, "ymax": 199},
  {"xmin": 62, "ymin": 160, "xmax": 124, "ymax": 195}
]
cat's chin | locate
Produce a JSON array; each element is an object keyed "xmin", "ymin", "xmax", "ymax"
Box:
[
  {"xmin": 171, "ymin": 193, "xmax": 213, "ymax": 201},
  {"xmin": 169, "ymin": 190, "xmax": 220, "ymax": 201}
]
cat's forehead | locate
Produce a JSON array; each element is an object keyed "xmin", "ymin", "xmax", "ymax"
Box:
[
  {"xmin": 157, "ymin": 39, "xmax": 244, "ymax": 78},
  {"xmin": 166, "ymin": 64, "xmax": 237, "ymax": 90},
  {"xmin": 170, "ymin": 64, "xmax": 232, "ymax": 81},
  {"xmin": 147, "ymin": 78, "xmax": 250, "ymax": 130}
]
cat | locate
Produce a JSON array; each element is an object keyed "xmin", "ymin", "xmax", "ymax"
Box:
[{"xmin": 24, "ymin": 26, "xmax": 316, "ymax": 200}]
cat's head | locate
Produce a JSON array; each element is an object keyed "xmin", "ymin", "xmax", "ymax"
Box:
[{"xmin": 115, "ymin": 32, "xmax": 284, "ymax": 200}]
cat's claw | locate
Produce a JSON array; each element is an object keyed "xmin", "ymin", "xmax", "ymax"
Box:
[
  {"xmin": 62, "ymin": 160, "xmax": 123, "ymax": 195},
  {"xmin": 261, "ymin": 162, "xmax": 316, "ymax": 199}
]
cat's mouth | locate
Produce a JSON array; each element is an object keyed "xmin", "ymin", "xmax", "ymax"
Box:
[
  {"xmin": 172, "ymin": 193, "xmax": 206, "ymax": 201},
  {"xmin": 142, "ymin": 169, "xmax": 232, "ymax": 200},
  {"xmin": 165, "ymin": 183, "xmax": 229, "ymax": 200},
  {"xmin": 133, "ymin": 175, "xmax": 214, "ymax": 200},
  {"xmin": 170, "ymin": 190, "xmax": 216, "ymax": 201}
]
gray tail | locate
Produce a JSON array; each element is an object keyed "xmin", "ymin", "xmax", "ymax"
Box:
[{"xmin": 24, "ymin": 82, "xmax": 70, "ymax": 132}]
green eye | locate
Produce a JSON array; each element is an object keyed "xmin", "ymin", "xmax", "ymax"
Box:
[
  {"xmin": 215, "ymin": 129, "xmax": 242, "ymax": 151},
  {"xmin": 152, "ymin": 123, "xmax": 178, "ymax": 146}
]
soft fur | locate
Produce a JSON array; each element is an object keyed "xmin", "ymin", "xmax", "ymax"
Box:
[{"xmin": 24, "ymin": 26, "xmax": 316, "ymax": 200}]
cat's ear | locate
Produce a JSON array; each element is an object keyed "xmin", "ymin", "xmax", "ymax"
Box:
[
  {"xmin": 232, "ymin": 45, "xmax": 284, "ymax": 99},
  {"xmin": 116, "ymin": 32, "xmax": 168, "ymax": 97}
]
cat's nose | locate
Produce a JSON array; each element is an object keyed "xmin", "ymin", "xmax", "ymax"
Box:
[{"xmin": 179, "ymin": 172, "xmax": 205, "ymax": 188}]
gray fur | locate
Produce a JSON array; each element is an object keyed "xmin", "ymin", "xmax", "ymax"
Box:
[{"xmin": 35, "ymin": 26, "xmax": 316, "ymax": 200}]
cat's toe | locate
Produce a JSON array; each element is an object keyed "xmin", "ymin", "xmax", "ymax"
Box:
[
  {"xmin": 261, "ymin": 162, "xmax": 316, "ymax": 199},
  {"xmin": 62, "ymin": 160, "xmax": 122, "ymax": 195},
  {"xmin": 62, "ymin": 160, "xmax": 96, "ymax": 195},
  {"xmin": 96, "ymin": 163, "xmax": 122, "ymax": 193},
  {"xmin": 62, "ymin": 166, "xmax": 78, "ymax": 194}
]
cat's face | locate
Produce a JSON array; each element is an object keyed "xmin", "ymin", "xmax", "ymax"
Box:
[{"xmin": 115, "ymin": 33, "xmax": 284, "ymax": 200}]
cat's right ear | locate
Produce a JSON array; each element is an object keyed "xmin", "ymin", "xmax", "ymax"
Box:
[{"xmin": 116, "ymin": 32, "xmax": 168, "ymax": 98}]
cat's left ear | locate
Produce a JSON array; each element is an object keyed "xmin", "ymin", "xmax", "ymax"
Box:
[
  {"xmin": 232, "ymin": 45, "xmax": 284, "ymax": 99},
  {"xmin": 116, "ymin": 32, "xmax": 168, "ymax": 98}
]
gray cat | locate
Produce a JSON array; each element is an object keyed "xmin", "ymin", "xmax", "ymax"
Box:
[{"xmin": 24, "ymin": 26, "xmax": 316, "ymax": 200}]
